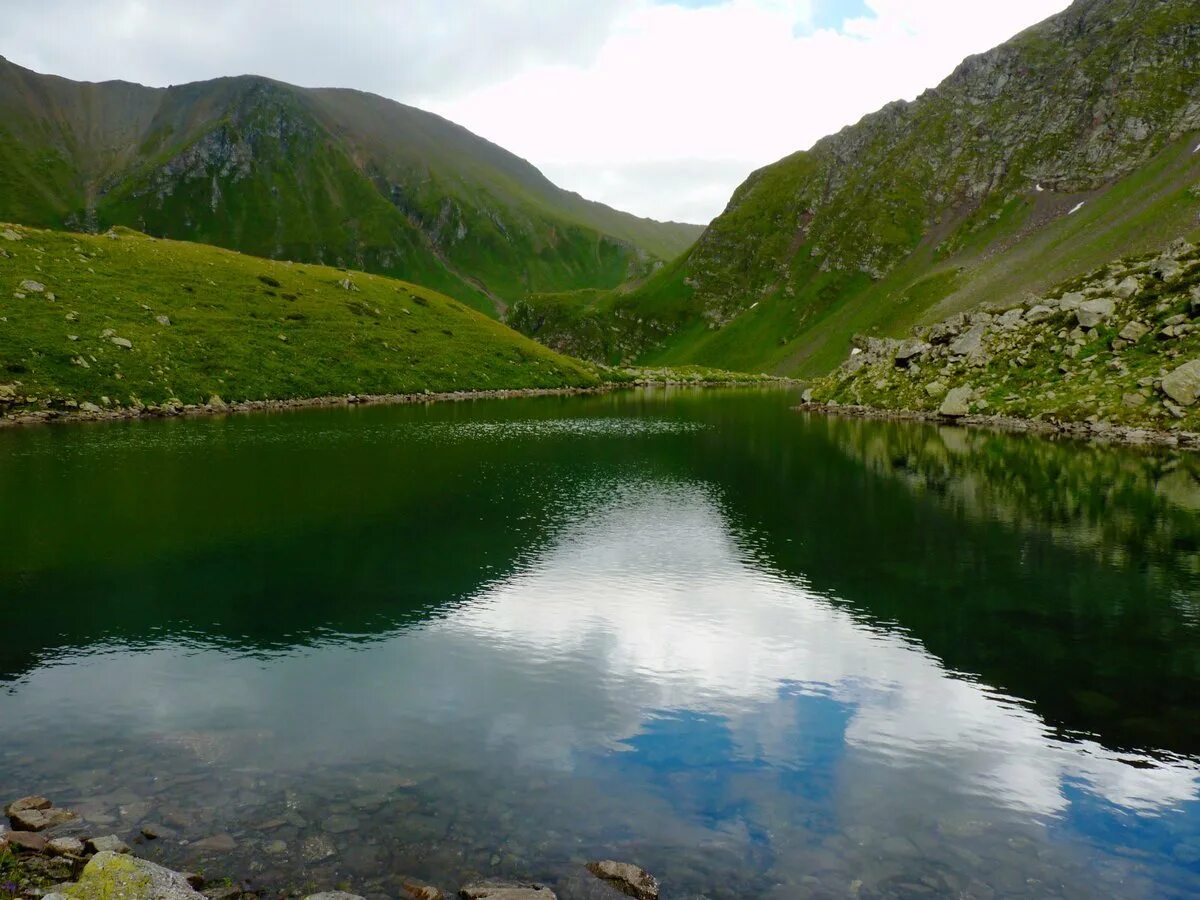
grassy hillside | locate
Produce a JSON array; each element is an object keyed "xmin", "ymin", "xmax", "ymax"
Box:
[
  {"xmin": 0, "ymin": 223, "xmax": 604, "ymax": 412},
  {"xmin": 514, "ymin": 0, "xmax": 1200, "ymax": 376},
  {"xmin": 0, "ymin": 58, "xmax": 702, "ymax": 319}
]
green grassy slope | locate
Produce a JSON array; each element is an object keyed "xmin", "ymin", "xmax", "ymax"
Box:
[
  {"xmin": 0, "ymin": 59, "xmax": 703, "ymax": 319},
  {"xmin": 0, "ymin": 223, "xmax": 603, "ymax": 411},
  {"xmin": 514, "ymin": 0, "xmax": 1200, "ymax": 376}
]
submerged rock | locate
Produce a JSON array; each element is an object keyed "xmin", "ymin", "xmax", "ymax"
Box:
[
  {"xmin": 458, "ymin": 882, "xmax": 556, "ymax": 899},
  {"xmin": 585, "ymin": 861, "xmax": 660, "ymax": 900},
  {"xmin": 67, "ymin": 851, "xmax": 204, "ymax": 900}
]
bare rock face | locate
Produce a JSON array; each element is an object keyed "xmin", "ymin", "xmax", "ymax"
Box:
[{"xmin": 585, "ymin": 861, "xmax": 660, "ymax": 900}]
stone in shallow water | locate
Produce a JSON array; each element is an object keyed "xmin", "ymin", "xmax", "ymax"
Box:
[
  {"xmin": 301, "ymin": 834, "xmax": 337, "ymax": 863},
  {"xmin": 458, "ymin": 882, "xmax": 556, "ymax": 899},
  {"xmin": 68, "ymin": 850, "xmax": 203, "ymax": 900},
  {"xmin": 189, "ymin": 834, "xmax": 236, "ymax": 853},
  {"xmin": 6, "ymin": 796, "xmax": 52, "ymax": 815},
  {"xmin": 322, "ymin": 814, "xmax": 359, "ymax": 834},
  {"xmin": 86, "ymin": 835, "xmax": 132, "ymax": 855},
  {"xmin": 402, "ymin": 881, "xmax": 446, "ymax": 900},
  {"xmin": 10, "ymin": 806, "xmax": 77, "ymax": 831},
  {"xmin": 585, "ymin": 861, "xmax": 660, "ymax": 900}
]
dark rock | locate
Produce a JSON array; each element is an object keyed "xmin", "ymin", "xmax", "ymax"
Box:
[
  {"xmin": 6, "ymin": 831, "xmax": 49, "ymax": 853},
  {"xmin": 585, "ymin": 861, "xmax": 660, "ymax": 900}
]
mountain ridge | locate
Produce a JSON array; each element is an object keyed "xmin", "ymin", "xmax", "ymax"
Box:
[
  {"xmin": 0, "ymin": 56, "xmax": 703, "ymax": 318},
  {"xmin": 512, "ymin": 0, "xmax": 1200, "ymax": 376}
]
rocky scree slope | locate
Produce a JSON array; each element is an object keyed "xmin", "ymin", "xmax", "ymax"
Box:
[
  {"xmin": 808, "ymin": 239, "xmax": 1200, "ymax": 438},
  {"xmin": 0, "ymin": 57, "xmax": 701, "ymax": 319},
  {"xmin": 515, "ymin": 0, "xmax": 1200, "ymax": 374}
]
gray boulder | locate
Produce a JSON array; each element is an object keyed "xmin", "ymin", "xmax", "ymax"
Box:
[
  {"xmin": 1161, "ymin": 360, "xmax": 1200, "ymax": 406},
  {"xmin": 1058, "ymin": 292, "xmax": 1085, "ymax": 311},
  {"xmin": 1114, "ymin": 276, "xmax": 1140, "ymax": 299},
  {"xmin": 1075, "ymin": 298, "xmax": 1115, "ymax": 329},
  {"xmin": 1118, "ymin": 320, "xmax": 1150, "ymax": 342},
  {"xmin": 893, "ymin": 338, "xmax": 930, "ymax": 367},
  {"xmin": 949, "ymin": 324, "xmax": 987, "ymax": 357},
  {"xmin": 939, "ymin": 386, "xmax": 973, "ymax": 418},
  {"xmin": 68, "ymin": 851, "xmax": 203, "ymax": 900},
  {"xmin": 86, "ymin": 835, "xmax": 131, "ymax": 855},
  {"xmin": 1023, "ymin": 305, "xmax": 1055, "ymax": 323}
]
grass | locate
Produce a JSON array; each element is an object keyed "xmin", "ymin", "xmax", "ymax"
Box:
[{"xmin": 0, "ymin": 224, "xmax": 606, "ymax": 411}]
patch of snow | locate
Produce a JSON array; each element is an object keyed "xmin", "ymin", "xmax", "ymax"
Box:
[
  {"xmin": 749, "ymin": 302, "xmax": 759, "ymax": 310},
  {"xmin": 1194, "ymin": 143, "xmax": 1200, "ymax": 154},
  {"xmin": 1035, "ymin": 183, "xmax": 1044, "ymax": 193},
  {"xmin": 851, "ymin": 347, "xmax": 863, "ymax": 356},
  {"xmin": 1068, "ymin": 201, "xmax": 1086, "ymax": 215}
]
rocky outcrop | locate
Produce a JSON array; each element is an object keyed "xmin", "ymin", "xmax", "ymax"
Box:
[{"xmin": 810, "ymin": 240, "xmax": 1200, "ymax": 437}]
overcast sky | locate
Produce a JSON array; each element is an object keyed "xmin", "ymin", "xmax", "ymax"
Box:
[{"xmin": 4, "ymin": 0, "xmax": 1071, "ymax": 224}]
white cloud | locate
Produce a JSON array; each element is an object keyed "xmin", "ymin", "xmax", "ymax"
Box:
[{"xmin": 3, "ymin": 0, "xmax": 1071, "ymax": 223}]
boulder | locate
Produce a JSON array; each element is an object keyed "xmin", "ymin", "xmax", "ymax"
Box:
[
  {"xmin": 79, "ymin": 402, "xmax": 102, "ymax": 414},
  {"xmin": 1114, "ymin": 276, "xmax": 1140, "ymax": 299},
  {"xmin": 1023, "ymin": 305, "xmax": 1055, "ymax": 323},
  {"xmin": 1058, "ymin": 292, "xmax": 1085, "ymax": 311},
  {"xmin": 1151, "ymin": 256, "xmax": 1183, "ymax": 283},
  {"xmin": 925, "ymin": 380, "xmax": 948, "ymax": 398},
  {"xmin": 86, "ymin": 835, "xmax": 131, "ymax": 855},
  {"xmin": 927, "ymin": 319, "xmax": 961, "ymax": 345},
  {"xmin": 67, "ymin": 851, "xmax": 204, "ymax": 900},
  {"xmin": 1118, "ymin": 321, "xmax": 1150, "ymax": 342},
  {"xmin": 1161, "ymin": 360, "xmax": 1200, "ymax": 407},
  {"xmin": 1, "ymin": 228, "xmax": 23, "ymax": 241},
  {"xmin": 949, "ymin": 324, "xmax": 987, "ymax": 357},
  {"xmin": 303, "ymin": 894, "xmax": 364, "ymax": 900},
  {"xmin": 939, "ymin": 386, "xmax": 973, "ymax": 418},
  {"xmin": 5, "ymin": 831, "xmax": 49, "ymax": 853},
  {"xmin": 458, "ymin": 883, "xmax": 556, "ymax": 900},
  {"xmin": 585, "ymin": 861, "xmax": 660, "ymax": 900},
  {"xmin": 47, "ymin": 836, "xmax": 86, "ymax": 857},
  {"xmin": 10, "ymin": 805, "xmax": 76, "ymax": 831},
  {"xmin": 155, "ymin": 315, "xmax": 172, "ymax": 327},
  {"xmin": 19, "ymin": 280, "xmax": 45, "ymax": 293},
  {"xmin": 1075, "ymin": 298, "xmax": 1115, "ymax": 329},
  {"xmin": 893, "ymin": 339, "xmax": 929, "ymax": 367},
  {"xmin": 996, "ymin": 308, "xmax": 1025, "ymax": 330},
  {"xmin": 110, "ymin": 337, "xmax": 133, "ymax": 350},
  {"xmin": 6, "ymin": 796, "xmax": 52, "ymax": 815}
]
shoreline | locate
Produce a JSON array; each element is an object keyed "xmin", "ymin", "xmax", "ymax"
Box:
[
  {"xmin": 0, "ymin": 378, "xmax": 794, "ymax": 431},
  {"xmin": 794, "ymin": 401, "xmax": 1200, "ymax": 451}
]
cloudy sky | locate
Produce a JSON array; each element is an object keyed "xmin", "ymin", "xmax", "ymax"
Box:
[{"xmin": 4, "ymin": 0, "xmax": 1070, "ymax": 223}]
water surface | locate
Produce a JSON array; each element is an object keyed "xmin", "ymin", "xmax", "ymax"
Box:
[{"xmin": 2, "ymin": 389, "xmax": 1199, "ymax": 898}]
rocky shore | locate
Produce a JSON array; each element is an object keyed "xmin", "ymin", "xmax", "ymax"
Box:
[
  {"xmin": 0, "ymin": 371, "xmax": 790, "ymax": 431},
  {"xmin": 794, "ymin": 400, "xmax": 1200, "ymax": 451},
  {"xmin": 0, "ymin": 797, "xmax": 660, "ymax": 900}
]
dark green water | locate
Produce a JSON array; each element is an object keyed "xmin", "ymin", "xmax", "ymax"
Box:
[{"xmin": 2, "ymin": 388, "xmax": 1199, "ymax": 898}]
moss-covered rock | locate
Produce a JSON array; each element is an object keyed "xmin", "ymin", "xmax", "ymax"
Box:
[{"xmin": 66, "ymin": 851, "xmax": 202, "ymax": 900}]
